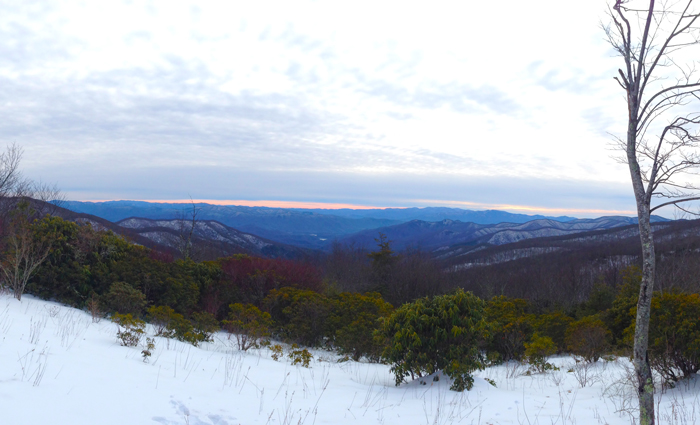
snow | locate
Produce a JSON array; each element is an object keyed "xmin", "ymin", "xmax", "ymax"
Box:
[{"xmin": 1, "ymin": 293, "xmax": 699, "ymax": 425}]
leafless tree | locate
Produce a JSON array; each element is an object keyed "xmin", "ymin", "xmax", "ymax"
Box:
[
  {"xmin": 0, "ymin": 144, "xmax": 64, "ymax": 219},
  {"xmin": 30, "ymin": 181, "xmax": 66, "ymax": 216},
  {"xmin": 603, "ymin": 1, "xmax": 700, "ymax": 423},
  {"xmin": 0, "ymin": 143, "xmax": 24, "ymax": 197},
  {"xmin": 176, "ymin": 198, "xmax": 199, "ymax": 260},
  {"xmin": 0, "ymin": 202, "xmax": 51, "ymax": 300}
]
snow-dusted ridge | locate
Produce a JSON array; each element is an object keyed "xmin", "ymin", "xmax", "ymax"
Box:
[
  {"xmin": 2, "ymin": 293, "xmax": 699, "ymax": 424},
  {"xmin": 115, "ymin": 217, "xmax": 306, "ymax": 259}
]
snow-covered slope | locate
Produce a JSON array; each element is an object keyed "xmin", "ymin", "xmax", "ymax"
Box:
[
  {"xmin": 116, "ymin": 217, "xmax": 309, "ymax": 259},
  {"xmin": 1, "ymin": 293, "xmax": 697, "ymax": 424},
  {"xmin": 337, "ymin": 216, "xmax": 671, "ymax": 251}
]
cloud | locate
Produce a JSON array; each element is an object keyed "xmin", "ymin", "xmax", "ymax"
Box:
[
  {"xmin": 0, "ymin": 0, "xmax": 635, "ymax": 216},
  {"xmin": 39, "ymin": 163, "xmax": 636, "ymax": 217},
  {"xmin": 526, "ymin": 60, "xmax": 614, "ymax": 96}
]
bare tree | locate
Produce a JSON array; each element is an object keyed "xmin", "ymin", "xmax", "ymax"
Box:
[
  {"xmin": 176, "ymin": 198, "xmax": 199, "ymax": 260},
  {"xmin": 0, "ymin": 143, "xmax": 25, "ymax": 197},
  {"xmin": 0, "ymin": 143, "xmax": 28, "ymax": 218},
  {"xmin": 603, "ymin": 1, "xmax": 700, "ymax": 423},
  {"xmin": 0, "ymin": 202, "xmax": 51, "ymax": 300},
  {"xmin": 30, "ymin": 181, "xmax": 66, "ymax": 216},
  {"xmin": 0, "ymin": 144, "xmax": 64, "ymax": 219}
]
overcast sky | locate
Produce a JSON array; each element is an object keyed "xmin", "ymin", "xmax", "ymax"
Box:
[{"xmin": 0, "ymin": 0, "xmax": 655, "ymax": 216}]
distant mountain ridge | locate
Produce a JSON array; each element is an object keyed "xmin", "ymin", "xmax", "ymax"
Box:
[
  {"xmin": 61, "ymin": 201, "xmax": 584, "ymax": 249},
  {"xmin": 116, "ymin": 217, "xmax": 308, "ymax": 259},
  {"xmin": 288, "ymin": 207, "xmax": 578, "ymax": 223},
  {"xmin": 61, "ymin": 201, "xmax": 399, "ymax": 248},
  {"xmin": 336, "ymin": 215, "xmax": 671, "ymax": 252},
  {"xmin": 21, "ymin": 200, "xmax": 308, "ymax": 260}
]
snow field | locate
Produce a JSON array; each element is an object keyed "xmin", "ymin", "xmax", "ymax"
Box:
[{"xmin": 1, "ymin": 293, "xmax": 700, "ymax": 425}]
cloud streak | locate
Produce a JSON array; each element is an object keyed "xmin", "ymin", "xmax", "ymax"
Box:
[{"xmin": 0, "ymin": 0, "xmax": 638, "ymax": 216}]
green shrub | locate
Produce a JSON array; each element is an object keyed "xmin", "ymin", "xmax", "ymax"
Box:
[
  {"xmin": 269, "ymin": 344, "xmax": 284, "ymax": 360},
  {"xmin": 327, "ymin": 292, "xmax": 393, "ymax": 361},
  {"xmin": 223, "ymin": 303, "xmax": 272, "ymax": 351},
  {"xmin": 375, "ymin": 289, "xmax": 487, "ymax": 391},
  {"xmin": 524, "ymin": 335, "xmax": 558, "ymax": 373},
  {"xmin": 485, "ymin": 296, "xmax": 533, "ymax": 361},
  {"xmin": 191, "ymin": 311, "xmax": 218, "ymax": 342},
  {"xmin": 166, "ymin": 314, "xmax": 205, "ymax": 346},
  {"xmin": 531, "ymin": 311, "xmax": 573, "ymax": 353},
  {"xmin": 566, "ymin": 315, "xmax": 611, "ymax": 363},
  {"xmin": 103, "ymin": 282, "xmax": 147, "ymax": 316},
  {"xmin": 648, "ymin": 292, "xmax": 700, "ymax": 383},
  {"xmin": 288, "ymin": 344, "xmax": 313, "ymax": 368},
  {"xmin": 264, "ymin": 287, "xmax": 330, "ymax": 347},
  {"xmin": 141, "ymin": 337, "xmax": 155, "ymax": 363},
  {"xmin": 147, "ymin": 305, "xmax": 177, "ymax": 337},
  {"xmin": 604, "ymin": 266, "xmax": 641, "ymax": 348},
  {"xmin": 111, "ymin": 312, "xmax": 146, "ymax": 347},
  {"xmin": 578, "ymin": 283, "xmax": 615, "ymax": 317},
  {"xmin": 146, "ymin": 305, "xmax": 203, "ymax": 345}
]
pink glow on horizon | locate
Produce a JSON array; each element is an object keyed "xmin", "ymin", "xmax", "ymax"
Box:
[
  {"xmin": 82, "ymin": 199, "xmax": 394, "ymax": 210},
  {"xmin": 78, "ymin": 198, "xmax": 636, "ymax": 216},
  {"xmin": 411, "ymin": 199, "xmax": 636, "ymax": 215}
]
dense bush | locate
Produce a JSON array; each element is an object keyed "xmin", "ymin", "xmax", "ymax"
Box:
[
  {"xmin": 648, "ymin": 292, "xmax": 700, "ymax": 383},
  {"xmin": 566, "ymin": 315, "xmax": 611, "ymax": 363},
  {"xmin": 147, "ymin": 305, "xmax": 178, "ymax": 337},
  {"xmin": 376, "ymin": 289, "xmax": 487, "ymax": 391},
  {"xmin": 223, "ymin": 303, "xmax": 272, "ymax": 351},
  {"xmin": 576, "ymin": 282, "xmax": 615, "ymax": 318},
  {"xmin": 218, "ymin": 255, "xmax": 323, "ymax": 306},
  {"xmin": 531, "ymin": 311, "xmax": 573, "ymax": 353},
  {"xmin": 28, "ymin": 217, "xmax": 206, "ymax": 313},
  {"xmin": 111, "ymin": 313, "xmax": 146, "ymax": 347},
  {"xmin": 485, "ymin": 296, "xmax": 533, "ymax": 362},
  {"xmin": 604, "ymin": 266, "xmax": 641, "ymax": 348},
  {"xmin": 264, "ymin": 287, "xmax": 331, "ymax": 347},
  {"xmin": 326, "ymin": 292, "xmax": 393, "ymax": 361},
  {"xmin": 167, "ymin": 313, "xmax": 204, "ymax": 345},
  {"xmin": 191, "ymin": 311, "xmax": 219, "ymax": 342},
  {"xmin": 524, "ymin": 335, "xmax": 558, "ymax": 373},
  {"xmin": 102, "ymin": 282, "xmax": 147, "ymax": 316}
]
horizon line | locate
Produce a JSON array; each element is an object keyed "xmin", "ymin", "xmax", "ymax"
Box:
[
  {"xmin": 75, "ymin": 198, "xmax": 638, "ymax": 216},
  {"xmin": 80, "ymin": 199, "xmax": 395, "ymax": 210}
]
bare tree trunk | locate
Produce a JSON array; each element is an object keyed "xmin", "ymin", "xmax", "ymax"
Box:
[
  {"xmin": 632, "ymin": 191, "xmax": 656, "ymax": 424},
  {"xmin": 0, "ymin": 202, "xmax": 51, "ymax": 301},
  {"xmin": 605, "ymin": 2, "xmax": 700, "ymax": 422},
  {"xmin": 627, "ymin": 112, "xmax": 656, "ymax": 425},
  {"xmin": 176, "ymin": 199, "xmax": 199, "ymax": 261}
]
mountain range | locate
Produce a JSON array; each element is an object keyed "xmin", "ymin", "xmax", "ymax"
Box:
[
  {"xmin": 57, "ymin": 200, "xmax": 672, "ymax": 261},
  {"xmin": 42, "ymin": 201, "xmax": 308, "ymax": 260},
  {"xmin": 61, "ymin": 201, "xmax": 581, "ymax": 249},
  {"xmin": 337, "ymin": 216, "xmax": 670, "ymax": 251}
]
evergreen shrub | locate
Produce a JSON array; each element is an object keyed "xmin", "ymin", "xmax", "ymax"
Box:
[
  {"xmin": 191, "ymin": 311, "xmax": 218, "ymax": 342},
  {"xmin": 264, "ymin": 287, "xmax": 330, "ymax": 347},
  {"xmin": 112, "ymin": 312, "xmax": 146, "ymax": 347},
  {"xmin": 524, "ymin": 334, "xmax": 558, "ymax": 373},
  {"xmin": 147, "ymin": 305, "xmax": 177, "ymax": 337},
  {"xmin": 648, "ymin": 292, "xmax": 700, "ymax": 383},
  {"xmin": 485, "ymin": 296, "xmax": 533, "ymax": 361},
  {"xmin": 327, "ymin": 292, "xmax": 393, "ymax": 361},
  {"xmin": 375, "ymin": 289, "xmax": 487, "ymax": 391},
  {"xmin": 531, "ymin": 311, "xmax": 573, "ymax": 353},
  {"xmin": 223, "ymin": 303, "xmax": 272, "ymax": 351},
  {"xmin": 103, "ymin": 282, "xmax": 147, "ymax": 316},
  {"xmin": 566, "ymin": 315, "xmax": 611, "ymax": 363}
]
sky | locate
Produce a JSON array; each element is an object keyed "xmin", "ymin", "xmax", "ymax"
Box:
[{"xmin": 0, "ymin": 0, "xmax": 670, "ymax": 216}]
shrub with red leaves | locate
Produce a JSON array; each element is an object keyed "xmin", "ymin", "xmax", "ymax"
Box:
[{"xmin": 216, "ymin": 255, "xmax": 324, "ymax": 306}]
